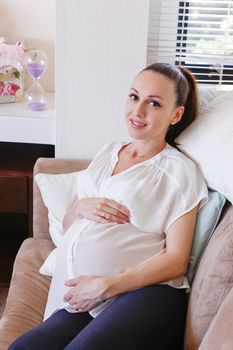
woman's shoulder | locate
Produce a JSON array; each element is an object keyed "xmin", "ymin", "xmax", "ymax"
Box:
[
  {"xmin": 156, "ymin": 143, "xmax": 206, "ymax": 188},
  {"xmin": 155, "ymin": 145, "xmax": 208, "ymax": 208},
  {"xmin": 100, "ymin": 141, "xmax": 126, "ymax": 153},
  {"xmin": 88, "ymin": 142, "xmax": 122, "ymax": 169},
  {"xmin": 164, "ymin": 143, "xmax": 199, "ymax": 172},
  {"xmin": 92, "ymin": 142, "xmax": 119, "ymax": 159}
]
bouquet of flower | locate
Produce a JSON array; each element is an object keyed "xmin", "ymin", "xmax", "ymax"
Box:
[{"xmin": 0, "ymin": 37, "xmax": 28, "ymax": 103}]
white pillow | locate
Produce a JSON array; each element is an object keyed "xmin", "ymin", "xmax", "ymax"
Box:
[
  {"xmin": 35, "ymin": 171, "xmax": 82, "ymax": 246},
  {"xmin": 39, "ymin": 247, "xmax": 58, "ymax": 277},
  {"xmin": 177, "ymin": 90, "xmax": 233, "ymax": 203},
  {"xmin": 198, "ymin": 86, "xmax": 219, "ymax": 112}
]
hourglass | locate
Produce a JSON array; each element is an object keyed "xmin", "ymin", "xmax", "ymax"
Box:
[{"xmin": 25, "ymin": 49, "xmax": 47, "ymax": 111}]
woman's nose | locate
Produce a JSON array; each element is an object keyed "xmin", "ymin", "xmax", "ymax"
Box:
[{"xmin": 134, "ymin": 102, "xmax": 146, "ymax": 118}]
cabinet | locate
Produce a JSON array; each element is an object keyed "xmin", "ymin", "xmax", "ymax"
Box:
[
  {"xmin": 0, "ymin": 142, "xmax": 55, "ymax": 282},
  {"xmin": 0, "ymin": 94, "xmax": 55, "ymax": 282},
  {"xmin": 0, "ymin": 175, "xmax": 27, "ymax": 214}
]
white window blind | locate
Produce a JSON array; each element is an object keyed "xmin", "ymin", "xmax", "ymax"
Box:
[{"xmin": 147, "ymin": 0, "xmax": 233, "ymax": 85}]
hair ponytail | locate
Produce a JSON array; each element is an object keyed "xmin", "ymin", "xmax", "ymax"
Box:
[
  {"xmin": 142, "ymin": 63, "xmax": 199, "ymax": 148},
  {"xmin": 166, "ymin": 66, "xmax": 199, "ymax": 148}
]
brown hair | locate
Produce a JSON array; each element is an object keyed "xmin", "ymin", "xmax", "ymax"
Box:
[{"xmin": 141, "ymin": 63, "xmax": 198, "ymax": 148}]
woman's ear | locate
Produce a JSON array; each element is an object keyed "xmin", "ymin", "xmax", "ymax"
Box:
[{"xmin": 170, "ymin": 106, "xmax": 184, "ymax": 125}]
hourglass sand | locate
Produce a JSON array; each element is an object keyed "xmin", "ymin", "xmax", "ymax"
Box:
[{"xmin": 25, "ymin": 49, "xmax": 47, "ymax": 111}]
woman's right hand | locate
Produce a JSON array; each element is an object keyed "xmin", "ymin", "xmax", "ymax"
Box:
[{"xmin": 77, "ymin": 197, "xmax": 130, "ymax": 224}]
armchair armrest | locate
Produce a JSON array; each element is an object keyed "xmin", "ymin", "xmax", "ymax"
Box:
[{"xmin": 33, "ymin": 157, "xmax": 90, "ymax": 240}]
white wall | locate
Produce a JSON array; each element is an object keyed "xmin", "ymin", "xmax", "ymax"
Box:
[
  {"xmin": 56, "ymin": 0, "xmax": 149, "ymax": 159},
  {"xmin": 0, "ymin": 0, "xmax": 55, "ymax": 92}
]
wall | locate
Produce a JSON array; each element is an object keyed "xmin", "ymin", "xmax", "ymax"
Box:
[
  {"xmin": 56, "ymin": 0, "xmax": 149, "ymax": 158},
  {"xmin": 0, "ymin": 0, "xmax": 55, "ymax": 91}
]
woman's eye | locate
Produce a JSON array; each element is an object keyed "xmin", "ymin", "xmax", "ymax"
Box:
[
  {"xmin": 149, "ymin": 100, "xmax": 161, "ymax": 108},
  {"xmin": 129, "ymin": 93, "xmax": 138, "ymax": 101}
]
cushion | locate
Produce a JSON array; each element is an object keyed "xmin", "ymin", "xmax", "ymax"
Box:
[
  {"xmin": 199, "ymin": 284, "xmax": 233, "ymax": 350},
  {"xmin": 39, "ymin": 247, "xmax": 58, "ymax": 277},
  {"xmin": 177, "ymin": 90, "xmax": 233, "ymax": 204},
  {"xmin": 185, "ymin": 204, "xmax": 233, "ymax": 349},
  {"xmin": 187, "ymin": 190, "xmax": 226, "ymax": 284},
  {"xmin": 198, "ymin": 86, "xmax": 219, "ymax": 112},
  {"xmin": 35, "ymin": 171, "xmax": 83, "ymax": 246}
]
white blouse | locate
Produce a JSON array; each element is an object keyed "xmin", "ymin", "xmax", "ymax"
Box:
[{"xmin": 44, "ymin": 142, "xmax": 208, "ymax": 320}]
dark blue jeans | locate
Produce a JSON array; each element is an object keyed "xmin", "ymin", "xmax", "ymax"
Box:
[{"xmin": 8, "ymin": 285, "xmax": 187, "ymax": 350}]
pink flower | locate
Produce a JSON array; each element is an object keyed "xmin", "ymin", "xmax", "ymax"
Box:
[
  {"xmin": 0, "ymin": 81, "xmax": 4, "ymax": 95},
  {"xmin": 0, "ymin": 82, "xmax": 20, "ymax": 95}
]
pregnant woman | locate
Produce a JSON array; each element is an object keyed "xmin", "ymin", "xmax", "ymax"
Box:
[{"xmin": 9, "ymin": 63, "xmax": 208, "ymax": 350}]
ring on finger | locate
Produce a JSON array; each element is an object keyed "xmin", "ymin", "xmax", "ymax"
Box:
[{"xmin": 100, "ymin": 211, "xmax": 107, "ymax": 219}]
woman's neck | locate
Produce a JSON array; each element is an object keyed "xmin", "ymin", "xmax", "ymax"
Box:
[{"xmin": 125, "ymin": 140, "xmax": 166, "ymax": 160}]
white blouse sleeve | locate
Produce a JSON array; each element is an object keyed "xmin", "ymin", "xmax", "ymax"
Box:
[{"xmin": 162, "ymin": 158, "xmax": 208, "ymax": 234}]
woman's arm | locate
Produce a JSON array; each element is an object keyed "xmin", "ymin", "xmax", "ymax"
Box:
[
  {"xmin": 63, "ymin": 197, "xmax": 81, "ymax": 232},
  {"xmin": 64, "ymin": 206, "xmax": 198, "ymax": 311},
  {"xmin": 63, "ymin": 196, "xmax": 131, "ymax": 232}
]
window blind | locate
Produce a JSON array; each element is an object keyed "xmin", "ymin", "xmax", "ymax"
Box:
[{"xmin": 147, "ymin": 0, "xmax": 233, "ymax": 85}]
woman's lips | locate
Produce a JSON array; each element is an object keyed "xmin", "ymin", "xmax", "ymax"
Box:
[{"xmin": 130, "ymin": 119, "xmax": 147, "ymax": 129}]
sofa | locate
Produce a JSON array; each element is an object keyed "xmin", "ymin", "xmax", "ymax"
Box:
[{"xmin": 0, "ymin": 156, "xmax": 233, "ymax": 350}]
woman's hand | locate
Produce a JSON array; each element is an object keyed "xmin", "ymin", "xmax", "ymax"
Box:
[
  {"xmin": 63, "ymin": 197, "xmax": 130, "ymax": 231},
  {"xmin": 77, "ymin": 197, "xmax": 130, "ymax": 224},
  {"xmin": 63, "ymin": 276, "xmax": 111, "ymax": 312}
]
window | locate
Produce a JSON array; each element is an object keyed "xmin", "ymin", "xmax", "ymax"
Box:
[{"xmin": 148, "ymin": 0, "xmax": 233, "ymax": 85}]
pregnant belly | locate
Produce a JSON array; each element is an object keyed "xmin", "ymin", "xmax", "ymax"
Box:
[{"xmin": 71, "ymin": 222, "xmax": 165, "ymax": 277}]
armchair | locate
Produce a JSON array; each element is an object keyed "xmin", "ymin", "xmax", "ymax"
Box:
[{"xmin": 0, "ymin": 157, "xmax": 233, "ymax": 350}]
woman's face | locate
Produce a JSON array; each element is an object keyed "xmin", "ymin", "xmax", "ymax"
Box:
[{"xmin": 125, "ymin": 70, "xmax": 184, "ymax": 143}]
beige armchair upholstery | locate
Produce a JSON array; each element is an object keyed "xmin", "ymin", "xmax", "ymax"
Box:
[{"xmin": 0, "ymin": 157, "xmax": 232, "ymax": 350}]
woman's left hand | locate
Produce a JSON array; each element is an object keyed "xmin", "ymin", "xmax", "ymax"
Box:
[{"xmin": 63, "ymin": 275, "xmax": 110, "ymax": 312}]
